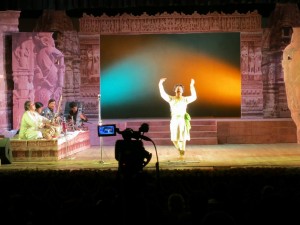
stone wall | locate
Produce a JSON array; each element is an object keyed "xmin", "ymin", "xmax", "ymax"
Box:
[{"xmin": 0, "ymin": 11, "xmax": 20, "ymax": 132}]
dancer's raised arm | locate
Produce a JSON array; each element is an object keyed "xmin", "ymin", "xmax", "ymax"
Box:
[
  {"xmin": 158, "ymin": 78, "xmax": 170, "ymax": 102},
  {"xmin": 187, "ymin": 78, "xmax": 197, "ymax": 103}
]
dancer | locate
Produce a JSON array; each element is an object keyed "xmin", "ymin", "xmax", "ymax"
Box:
[{"xmin": 159, "ymin": 78, "xmax": 197, "ymax": 156}]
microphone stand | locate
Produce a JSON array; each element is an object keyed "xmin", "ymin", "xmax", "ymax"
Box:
[{"xmin": 98, "ymin": 94, "xmax": 104, "ymax": 164}]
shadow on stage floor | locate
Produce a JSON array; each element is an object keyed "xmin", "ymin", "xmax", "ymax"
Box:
[{"xmin": 2, "ymin": 143, "xmax": 300, "ymax": 171}]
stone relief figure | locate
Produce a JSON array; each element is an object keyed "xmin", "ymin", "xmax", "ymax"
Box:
[
  {"xmin": 80, "ymin": 48, "xmax": 88, "ymax": 83},
  {"xmin": 254, "ymin": 47, "xmax": 262, "ymax": 74},
  {"xmin": 80, "ymin": 46, "xmax": 100, "ymax": 84},
  {"xmin": 65, "ymin": 61, "xmax": 73, "ymax": 87},
  {"xmin": 14, "ymin": 41, "xmax": 30, "ymax": 69},
  {"xmin": 33, "ymin": 33, "xmax": 65, "ymax": 105},
  {"xmin": 28, "ymin": 75, "xmax": 35, "ymax": 100},
  {"xmin": 268, "ymin": 63, "xmax": 275, "ymax": 84},
  {"xmin": 248, "ymin": 47, "xmax": 255, "ymax": 74},
  {"xmin": 93, "ymin": 51, "xmax": 100, "ymax": 75},
  {"xmin": 86, "ymin": 47, "xmax": 94, "ymax": 79},
  {"xmin": 241, "ymin": 45, "xmax": 248, "ymax": 73},
  {"xmin": 282, "ymin": 28, "xmax": 300, "ymax": 143}
]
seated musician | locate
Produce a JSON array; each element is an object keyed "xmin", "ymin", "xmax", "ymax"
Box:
[
  {"xmin": 19, "ymin": 100, "xmax": 60, "ymax": 140},
  {"xmin": 35, "ymin": 102, "xmax": 44, "ymax": 115},
  {"xmin": 67, "ymin": 102, "xmax": 88, "ymax": 127},
  {"xmin": 41, "ymin": 98, "xmax": 56, "ymax": 121}
]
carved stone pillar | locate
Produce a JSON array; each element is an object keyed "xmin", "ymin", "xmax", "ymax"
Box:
[
  {"xmin": 0, "ymin": 11, "xmax": 20, "ymax": 132},
  {"xmin": 282, "ymin": 28, "xmax": 300, "ymax": 143},
  {"xmin": 78, "ymin": 33, "xmax": 100, "ymax": 119},
  {"xmin": 240, "ymin": 32, "xmax": 263, "ymax": 118},
  {"xmin": 58, "ymin": 31, "xmax": 81, "ymax": 105},
  {"xmin": 11, "ymin": 33, "xmax": 35, "ymax": 129}
]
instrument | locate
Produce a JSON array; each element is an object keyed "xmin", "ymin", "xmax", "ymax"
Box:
[
  {"xmin": 75, "ymin": 102, "xmax": 83, "ymax": 127},
  {"xmin": 51, "ymin": 95, "xmax": 63, "ymax": 133},
  {"xmin": 62, "ymin": 117, "xmax": 67, "ymax": 134}
]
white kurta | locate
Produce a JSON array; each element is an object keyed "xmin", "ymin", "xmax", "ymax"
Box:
[
  {"xmin": 168, "ymin": 96, "xmax": 190, "ymax": 141},
  {"xmin": 19, "ymin": 111, "xmax": 50, "ymax": 139}
]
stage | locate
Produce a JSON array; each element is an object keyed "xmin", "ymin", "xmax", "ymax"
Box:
[{"xmin": 2, "ymin": 143, "xmax": 300, "ymax": 171}]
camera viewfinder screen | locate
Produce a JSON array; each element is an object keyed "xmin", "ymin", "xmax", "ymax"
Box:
[{"xmin": 98, "ymin": 124, "xmax": 116, "ymax": 137}]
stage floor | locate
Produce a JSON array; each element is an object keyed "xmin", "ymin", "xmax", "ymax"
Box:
[{"xmin": 2, "ymin": 143, "xmax": 300, "ymax": 170}]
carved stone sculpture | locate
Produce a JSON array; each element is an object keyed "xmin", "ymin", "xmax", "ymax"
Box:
[
  {"xmin": 33, "ymin": 33, "xmax": 65, "ymax": 105},
  {"xmin": 12, "ymin": 32, "xmax": 65, "ymax": 129},
  {"xmin": 282, "ymin": 28, "xmax": 300, "ymax": 143}
]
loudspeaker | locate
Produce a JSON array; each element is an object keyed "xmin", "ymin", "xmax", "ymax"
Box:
[{"xmin": 0, "ymin": 138, "xmax": 12, "ymax": 164}]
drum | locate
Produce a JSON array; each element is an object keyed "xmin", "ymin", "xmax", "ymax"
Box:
[
  {"xmin": 42, "ymin": 126, "xmax": 56, "ymax": 140},
  {"xmin": 53, "ymin": 125, "xmax": 62, "ymax": 137}
]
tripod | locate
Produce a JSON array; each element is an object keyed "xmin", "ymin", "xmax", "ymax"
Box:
[{"xmin": 98, "ymin": 94, "xmax": 105, "ymax": 164}]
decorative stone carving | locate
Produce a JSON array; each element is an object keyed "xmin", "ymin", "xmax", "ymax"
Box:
[
  {"xmin": 58, "ymin": 31, "xmax": 81, "ymax": 102},
  {"xmin": 283, "ymin": 28, "xmax": 300, "ymax": 143},
  {"xmin": 78, "ymin": 33, "xmax": 100, "ymax": 119},
  {"xmin": 79, "ymin": 11, "xmax": 261, "ymax": 34},
  {"xmin": 240, "ymin": 32, "xmax": 263, "ymax": 118},
  {"xmin": 34, "ymin": 11, "xmax": 87, "ymax": 116},
  {"xmin": 34, "ymin": 32, "xmax": 65, "ymax": 104},
  {"xmin": 12, "ymin": 32, "xmax": 65, "ymax": 129}
]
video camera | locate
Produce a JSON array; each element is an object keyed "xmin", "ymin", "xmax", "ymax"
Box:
[{"xmin": 98, "ymin": 123, "xmax": 152, "ymax": 175}]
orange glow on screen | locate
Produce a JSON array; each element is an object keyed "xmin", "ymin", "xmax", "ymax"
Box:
[{"xmin": 152, "ymin": 49, "xmax": 241, "ymax": 107}]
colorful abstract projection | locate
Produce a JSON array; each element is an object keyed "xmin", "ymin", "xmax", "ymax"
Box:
[{"xmin": 101, "ymin": 33, "xmax": 240, "ymax": 119}]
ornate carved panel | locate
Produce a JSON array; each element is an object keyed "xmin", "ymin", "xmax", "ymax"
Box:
[
  {"xmin": 78, "ymin": 33, "xmax": 100, "ymax": 119},
  {"xmin": 240, "ymin": 32, "xmax": 263, "ymax": 118},
  {"xmin": 79, "ymin": 11, "xmax": 261, "ymax": 34}
]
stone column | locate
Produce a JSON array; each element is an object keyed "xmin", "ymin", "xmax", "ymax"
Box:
[
  {"xmin": 282, "ymin": 27, "xmax": 300, "ymax": 143},
  {"xmin": 0, "ymin": 11, "xmax": 20, "ymax": 132},
  {"xmin": 11, "ymin": 32, "xmax": 35, "ymax": 129}
]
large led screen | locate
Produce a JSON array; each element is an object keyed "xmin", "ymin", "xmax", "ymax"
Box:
[{"xmin": 100, "ymin": 33, "xmax": 240, "ymax": 119}]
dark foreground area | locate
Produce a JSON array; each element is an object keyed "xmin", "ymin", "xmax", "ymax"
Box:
[{"xmin": 1, "ymin": 167, "xmax": 300, "ymax": 225}]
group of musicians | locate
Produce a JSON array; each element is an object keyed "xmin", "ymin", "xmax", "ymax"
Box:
[{"xmin": 18, "ymin": 99, "xmax": 88, "ymax": 140}]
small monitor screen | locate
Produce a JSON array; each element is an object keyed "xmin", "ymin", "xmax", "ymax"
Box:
[{"xmin": 98, "ymin": 124, "xmax": 116, "ymax": 137}]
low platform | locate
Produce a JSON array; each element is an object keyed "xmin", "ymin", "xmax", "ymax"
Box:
[{"xmin": 10, "ymin": 130, "xmax": 91, "ymax": 161}]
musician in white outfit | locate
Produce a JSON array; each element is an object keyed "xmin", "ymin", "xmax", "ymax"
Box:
[{"xmin": 19, "ymin": 100, "xmax": 57, "ymax": 140}]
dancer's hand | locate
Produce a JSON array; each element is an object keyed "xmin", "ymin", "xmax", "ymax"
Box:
[
  {"xmin": 159, "ymin": 78, "xmax": 167, "ymax": 84},
  {"xmin": 190, "ymin": 79, "xmax": 195, "ymax": 86}
]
